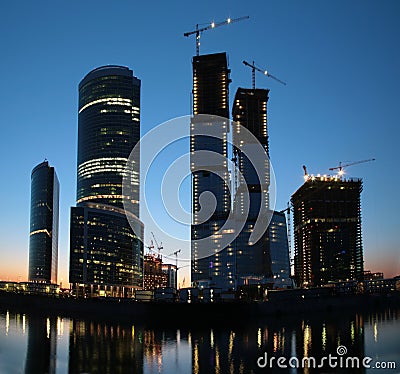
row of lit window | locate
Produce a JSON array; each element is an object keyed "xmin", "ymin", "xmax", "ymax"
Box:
[{"xmin": 79, "ymin": 97, "xmax": 133, "ymax": 113}]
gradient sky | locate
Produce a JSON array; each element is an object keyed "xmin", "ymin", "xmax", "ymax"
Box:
[{"xmin": 0, "ymin": 0, "xmax": 399, "ymax": 286}]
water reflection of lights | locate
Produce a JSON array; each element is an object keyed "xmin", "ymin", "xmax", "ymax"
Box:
[
  {"xmin": 350, "ymin": 321, "xmax": 355, "ymax": 344},
  {"xmin": 228, "ymin": 331, "xmax": 235, "ymax": 357},
  {"xmin": 193, "ymin": 343, "xmax": 199, "ymax": 374},
  {"xmin": 374, "ymin": 321, "xmax": 378, "ymax": 342},
  {"xmin": 46, "ymin": 318, "xmax": 50, "ymax": 339},
  {"xmin": 215, "ymin": 347, "xmax": 220, "ymax": 373},
  {"xmin": 303, "ymin": 325, "xmax": 312, "ymax": 357},
  {"xmin": 273, "ymin": 332, "xmax": 278, "ymax": 352},
  {"xmin": 57, "ymin": 317, "xmax": 63, "ymax": 336},
  {"xmin": 5, "ymin": 311, "xmax": 9, "ymax": 336}
]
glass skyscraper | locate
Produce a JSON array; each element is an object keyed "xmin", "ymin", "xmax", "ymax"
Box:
[
  {"xmin": 69, "ymin": 65, "xmax": 143, "ymax": 296},
  {"xmin": 29, "ymin": 160, "xmax": 59, "ymax": 284},
  {"xmin": 76, "ymin": 65, "xmax": 140, "ymax": 214},
  {"xmin": 268, "ymin": 211, "xmax": 292, "ymax": 289}
]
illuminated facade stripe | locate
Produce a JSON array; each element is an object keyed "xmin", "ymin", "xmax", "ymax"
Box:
[
  {"xmin": 30, "ymin": 229, "xmax": 51, "ymax": 237},
  {"xmin": 79, "ymin": 97, "xmax": 133, "ymax": 113}
]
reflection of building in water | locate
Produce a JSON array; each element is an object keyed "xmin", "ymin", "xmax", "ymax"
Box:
[
  {"xmin": 143, "ymin": 330, "xmax": 164, "ymax": 371},
  {"xmin": 190, "ymin": 327, "xmax": 286, "ymax": 373},
  {"xmin": 292, "ymin": 313, "xmax": 365, "ymax": 373},
  {"xmin": 24, "ymin": 316, "xmax": 57, "ymax": 374},
  {"xmin": 142, "ymin": 329, "xmax": 192, "ymax": 372},
  {"xmin": 189, "ymin": 313, "xmax": 367, "ymax": 373},
  {"xmin": 68, "ymin": 319, "xmax": 143, "ymax": 373}
]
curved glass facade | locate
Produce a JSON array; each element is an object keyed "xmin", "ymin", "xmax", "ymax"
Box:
[
  {"xmin": 29, "ymin": 161, "xmax": 59, "ymax": 283},
  {"xmin": 77, "ymin": 65, "xmax": 140, "ymax": 215},
  {"xmin": 70, "ymin": 66, "xmax": 143, "ymax": 294}
]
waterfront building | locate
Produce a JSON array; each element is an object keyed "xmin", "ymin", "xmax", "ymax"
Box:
[
  {"xmin": 143, "ymin": 254, "xmax": 168, "ymax": 290},
  {"xmin": 191, "ymin": 53, "xmax": 233, "ymax": 290},
  {"xmin": 69, "ymin": 66, "xmax": 143, "ymax": 296},
  {"xmin": 363, "ymin": 270, "xmax": 384, "ymax": 281},
  {"xmin": 291, "ymin": 176, "xmax": 364, "ymax": 287},
  {"xmin": 231, "ymin": 88, "xmax": 273, "ymax": 286},
  {"xmin": 268, "ymin": 211, "xmax": 292, "ymax": 289},
  {"xmin": 29, "ymin": 161, "xmax": 59, "ymax": 284},
  {"xmin": 162, "ymin": 263, "xmax": 177, "ymax": 289}
]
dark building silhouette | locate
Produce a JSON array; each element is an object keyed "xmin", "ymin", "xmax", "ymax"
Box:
[
  {"xmin": 231, "ymin": 88, "xmax": 273, "ymax": 285},
  {"xmin": 70, "ymin": 66, "xmax": 143, "ymax": 296},
  {"xmin": 268, "ymin": 211, "xmax": 292, "ymax": 288},
  {"xmin": 291, "ymin": 176, "xmax": 364, "ymax": 287},
  {"xmin": 190, "ymin": 53, "xmax": 233, "ymax": 290},
  {"xmin": 29, "ymin": 160, "xmax": 59, "ymax": 283}
]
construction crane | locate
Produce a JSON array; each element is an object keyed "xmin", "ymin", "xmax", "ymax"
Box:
[
  {"xmin": 329, "ymin": 158, "xmax": 376, "ymax": 176},
  {"xmin": 145, "ymin": 240, "xmax": 155, "ymax": 255},
  {"xmin": 151, "ymin": 232, "xmax": 163, "ymax": 258},
  {"xmin": 184, "ymin": 16, "xmax": 249, "ymax": 56},
  {"xmin": 243, "ymin": 60, "xmax": 286, "ymax": 89},
  {"xmin": 302, "ymin": 165, "xmax": 309, "ymax": 180},
  {"xmin": 168, "ymin": 249, "xmax": 181, "ymax": 270}
]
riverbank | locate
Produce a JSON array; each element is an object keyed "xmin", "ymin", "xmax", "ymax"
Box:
[{"xmin": 1, "ymin": 291, "xmax": 399, "ymax": 326}]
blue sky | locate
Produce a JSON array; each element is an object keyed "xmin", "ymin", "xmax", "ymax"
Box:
[{"xmin": 0, "ymin": 0, "xmax": 399, "ymax": 285}]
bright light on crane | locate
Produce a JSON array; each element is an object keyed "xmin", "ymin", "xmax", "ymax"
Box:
[
  {"xmin": 243, "ymin": 60, "xmax": 286, "ymax": 89},
  {"xmin": 184, "ymin": 16, "xmax": 249, "ymax": 56},
  {"xmin": 329, "ymin": 158, "xmax": 375, "ymax": 177}
]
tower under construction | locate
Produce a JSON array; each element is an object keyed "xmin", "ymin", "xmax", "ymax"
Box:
[
  {"xmin": 231, "ymin": 88, "xmax": 273, "ymax": 285},
  {"xmin": 291, "ymin": 175, "xmax": 364, "ymax": 288},
  {"xmin": 190, "ymin": 52, "xmax": 233, "ymax": 289}
]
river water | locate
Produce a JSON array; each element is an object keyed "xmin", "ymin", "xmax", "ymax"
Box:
[{"xmin": 0, "ymin": 306, "xmax": 399, "ymax": 373}]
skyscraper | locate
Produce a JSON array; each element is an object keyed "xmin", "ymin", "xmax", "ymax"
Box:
[
  {"xmin": 76, "ymin": 65, "xmax": 140, "ymax": 214},
  {"xmin": 231, "ymin": 88, "xmax": 273, "ymax": 285},
  {"xmin": 291, "ymin": 176, "xmax": 364, "ymax": 288},
  {"xmin": 191, "ymin": 53, "xmax": 233, "ymax": 289},
  {"xmin": 268, "ymin": 211, "xmax": 292, "ymax": 289},
  {"xmin": 29, "ymin": 160, "xmax": 59, "ymax": 284},
  {"xmin": 69, "ymin": 65, "xmax": 143, "ymax": 297}
]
